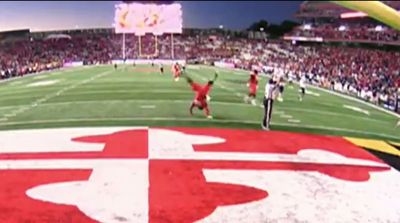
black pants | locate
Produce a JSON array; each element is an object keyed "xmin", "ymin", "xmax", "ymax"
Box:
[{"xmin": 262, "ymin": 97, "xmax": 274, "ymax": 128}]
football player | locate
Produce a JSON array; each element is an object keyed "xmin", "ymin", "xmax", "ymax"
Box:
[
  {"xmin": 184, "ymin": 72, "xmax": 218, "ymax": 119},
  {"xmin": 277, "ymin": 76, "xmax": 285, "ymax": 102},
  {"xmin": 244, "ymin": 69, "xmax": 259, "ymax": 106},
  {"xmin": 172, "ymin": 62, "xmax": 181, "ymax": 82},
  {"xmin": 299, "ymin": 74, "xmax": 307, "ymax": 102}
]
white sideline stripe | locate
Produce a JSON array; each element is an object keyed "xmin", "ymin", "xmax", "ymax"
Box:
[
  {"xmin": 199, "ymin": 66, "xmax": 400, "ymax": 118},
  {"xmin": 0, "ymin": 67, "xmax": 76, "ymax": 85},
  {"xmin": 140, "ymin": 105, "xmax": 156, "ymax": 109},
  {"xmin": 288, "ymin": 119, "xmax": 301, "ymax": 123},
  {"xmin": 308, "ymin": 83, "xmax": 400, "ymax": 118},
  {"xmin": 0, "ymin": 118, "xmax": 7, "ymax": 121},
  {"xmin": 0, "ymin": 117, "xmax": 398, "ymax": 140}
]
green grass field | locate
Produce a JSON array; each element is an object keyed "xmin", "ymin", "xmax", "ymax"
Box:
[{"xmin": 0, "ymin": 64, "xmax": 399, "ymax": 141}]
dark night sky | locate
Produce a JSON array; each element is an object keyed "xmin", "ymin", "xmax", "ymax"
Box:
[{"xmin": 0, "ymin": 1, "xmax": 302, "ymax": 32}]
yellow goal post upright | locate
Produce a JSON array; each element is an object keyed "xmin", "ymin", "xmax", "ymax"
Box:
[{"xmin": 331, "ymin": 1, "xmax": 400, "ymax": 31}]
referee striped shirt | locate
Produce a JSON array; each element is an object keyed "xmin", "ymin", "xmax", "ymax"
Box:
[
  {"xmin": 262, "ymin": 79, "xmax": 277, "ymax": 130},
  {"xmin": 265, "ymin": 80, "xmax": 277, "ymax": 99}
]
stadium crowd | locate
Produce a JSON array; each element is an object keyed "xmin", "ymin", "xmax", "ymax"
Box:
[
  {"xmin": 287, "ymin": 23, "xmax": 400, "ymax": 43},
  {"xmin": 0, "ymin": 30, "xmax": 398, "ymax": 111}
]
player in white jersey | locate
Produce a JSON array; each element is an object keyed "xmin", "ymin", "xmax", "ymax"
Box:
[
  {"xmin": 277, "ymin": 75, "xmax": 285, "ymax": 102},
  {"xmin": 299, "ymin": 75, "xmax": 307, "ymax": 102},
  {"xmin": 262, "ymin": 79, "xmax": 278, "ymax": 130},
  {"xmin": 288, "ymin": 70, "xmax": 295, "ymax": 87}
]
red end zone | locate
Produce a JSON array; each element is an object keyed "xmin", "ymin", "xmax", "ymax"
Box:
[{"xmin": 0, "ymin": 127, "xmax": 398, "ymax": 223}]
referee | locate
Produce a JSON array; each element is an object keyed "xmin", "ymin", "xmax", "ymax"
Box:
[{"xmin": 262, "ymin": 78, "xmax": 278, "ymax": 130}]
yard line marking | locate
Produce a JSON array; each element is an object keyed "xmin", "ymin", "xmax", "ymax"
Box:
[
  {"xmin": 0, "ymin": 70, "xmax": 112, "ymax": 120},
  {"xmin": 288, "ymin": 119, "xmax": 301, "ymax": 123},
  {"xmin": 0, "ymin": 117, "xmax": 398, "ymax": 140},
  {"xmin": 9, "ymin": 81, "xmax": 23, "ymax": 86},
  {"xmin": 276, "ymin": 106, "xmax": 389, "ymax": 124},
  {"xmin": 280, "ymin": 115, "xmax": 293, "ymax": 119},
  {"xmin": 35, "ymin": 99, "xmax": 255, "ymax": 108},
  {"xmin": 3, "ymin": 113, "xmax": 16, "ymax": 118},
  {"xmin": 27, "ymin": 80, "xmax": 59, "ymax": 87},
  {"xmin": 33, "ymin": 75, "xmax": 48, "ymax": 80},
  {"xmin": 305, "ymin": 90, "xmax": 320, "ymax": 97},
  {"xmin": 140, "ymin": 105, "xmax": 156, "ymax": 109},
  {"xmin": 343, "ymin": 105, "xmax": 370, "ymax": 116},
  {"xmin": 0, "ymin": 98, "xmax": 392, "ymax": 125}
]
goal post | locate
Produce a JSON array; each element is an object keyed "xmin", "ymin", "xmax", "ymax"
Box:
[{"xmin": 114, "ymin": 2, "xmax": 182, "ymax": 60}]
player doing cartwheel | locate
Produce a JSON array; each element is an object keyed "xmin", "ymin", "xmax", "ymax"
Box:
[{"xmin": 184, "ymin": 72, "xmax": 218, "ymax": 119}]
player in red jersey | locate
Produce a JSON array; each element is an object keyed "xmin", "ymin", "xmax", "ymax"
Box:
[
  {"xmin": 244, "ymin": 69, "xmax": 259, "ymax": 106},
  {"xmin": 172, "ymin": 62, "xmax": 182, "ymax": 82},
  {"xmin": 184, "ymin": 72, "xmax": 218, "ymax": 119}
]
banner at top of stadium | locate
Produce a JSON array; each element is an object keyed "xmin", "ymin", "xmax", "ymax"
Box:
[{"xmin": 114, "ymin": 3, "xmax": 183, "ymax": 35}]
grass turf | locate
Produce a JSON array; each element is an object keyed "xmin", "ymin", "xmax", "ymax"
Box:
[{"xmin": 0, "ymin": 64, "xmax": 398, "ymax": 142}]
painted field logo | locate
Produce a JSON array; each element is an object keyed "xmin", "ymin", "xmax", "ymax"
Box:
[{"xmin": 0, "ymin": 127, "xmax": 399, "ymax": 222}]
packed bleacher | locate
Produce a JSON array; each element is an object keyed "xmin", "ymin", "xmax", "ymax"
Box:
[
  {"xmin": 287, "ymin": 1, "xmax": 400, "ymax": 44},
  {"xmin": 287, "ymin": 23, "xmax": 400, "ymax": 43}
]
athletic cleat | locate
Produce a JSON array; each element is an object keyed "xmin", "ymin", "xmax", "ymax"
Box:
[
  {"xmin": 251, "ymin": 99, "xmax": 257, "ymax": 106},
  {"xmin": 207, "ymin": 115, "xmax": 213, "ymax": 119},
  {"xmin": 261, "ymin": 122, "xmax": 269, "ymax": 130}
]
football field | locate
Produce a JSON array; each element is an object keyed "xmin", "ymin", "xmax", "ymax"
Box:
[
  {"xmin": 0, "ymin": 64, "xmax": 398, "ymax": 141},
  {"xmin": 1, "ymin": 64, "xmax": 400, "ymax": 222}
]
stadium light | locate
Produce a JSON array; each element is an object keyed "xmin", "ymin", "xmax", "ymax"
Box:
[
  {"xmin": 302, "ymin": 24, "xmax": 312, "ymax": 30},
  {"xmin": 219, "ymin": 25, "xmax": 224, "ymax": 29},
  {"xmin": 260, "ymin": 27, "xmax": 264, "ymax": 32},
  {"xmin": 375, "ymin": 25, "xmax": 383, "ymax": 31}
]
